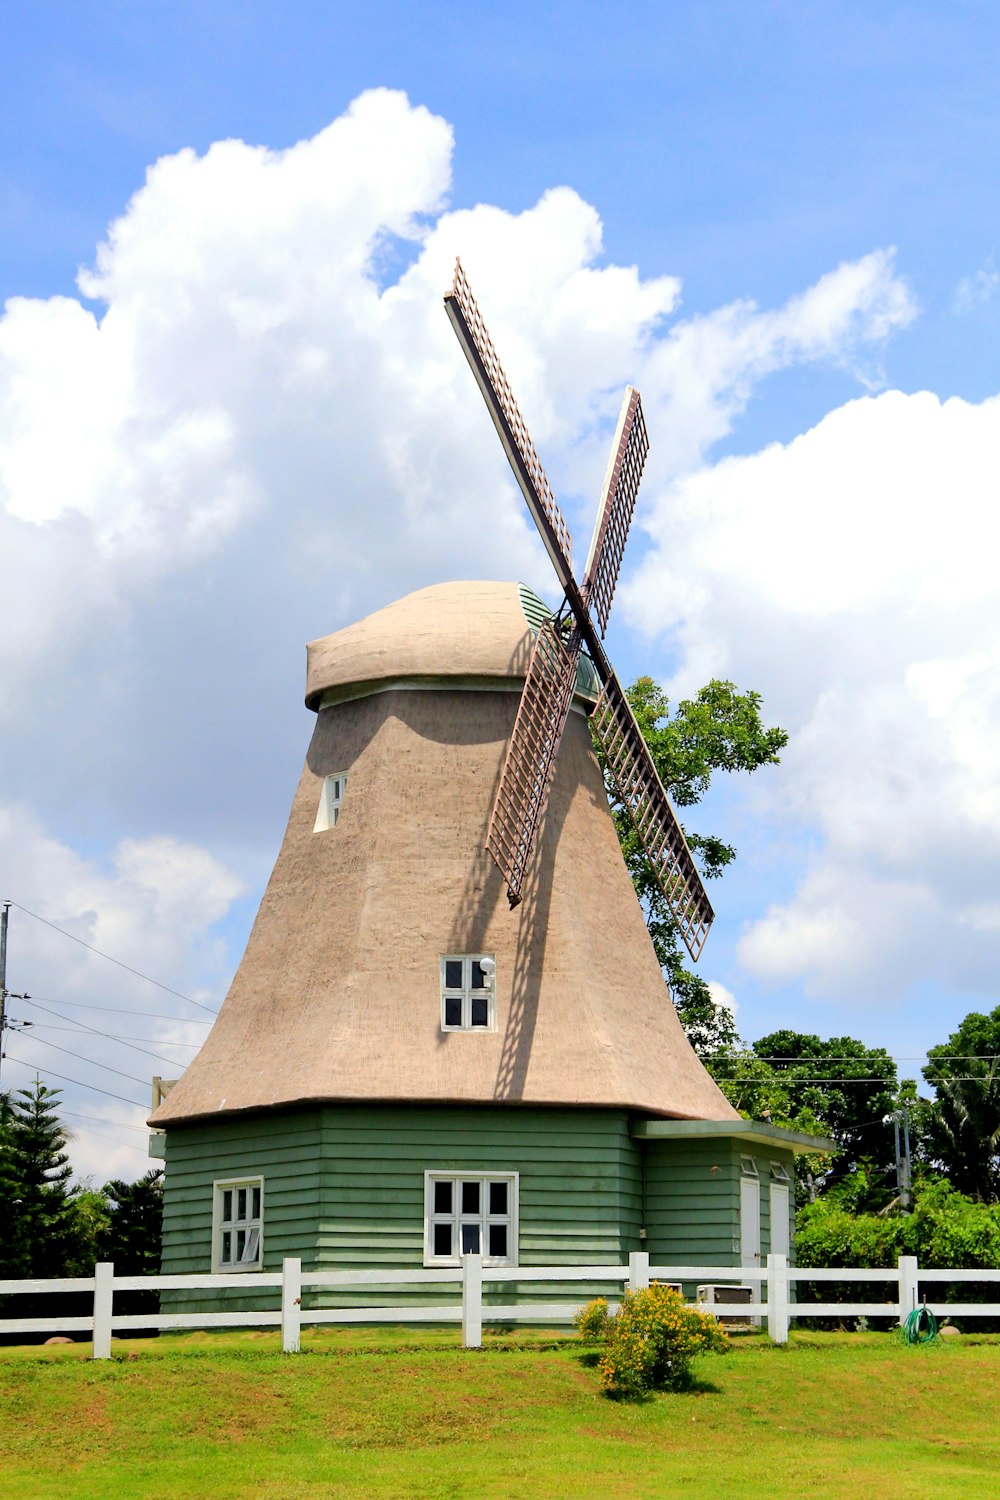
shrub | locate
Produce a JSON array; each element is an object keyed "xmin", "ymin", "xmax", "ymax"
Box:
[
  {"xmin": 576, "ymin": 1284, "xmax": 729, "ymax": 1399},
  {"xmin": 574, "ymin": 1296, "xmax": 612, "ymax": 1344}
]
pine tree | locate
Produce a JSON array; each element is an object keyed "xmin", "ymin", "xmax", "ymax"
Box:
[{"xmin": 4, "ymin": 1078, "xmax": 82, "ymax": 1277}]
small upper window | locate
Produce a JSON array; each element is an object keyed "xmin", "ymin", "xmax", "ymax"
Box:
[
  {"xmin": 213, "ymin": 1177, "xmax": 263, "ymax": 1272},
  {"xmin": 441, "ymin": 955, "xmax": 496, "ymax": 1031},
  {"xmin": 740, "ymin": 1156, "xmax": 759, "ymax": 1178},
  {"xmin": 314, "ymin": 772, "xmax": 348, "ymax": 832},
  {"xmin": 770, "ymin": 1162, "xmax": 791, "ymax": 1181}
]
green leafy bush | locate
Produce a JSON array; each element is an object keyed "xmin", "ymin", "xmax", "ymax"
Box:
[
  {"xmin": 575, "ymin": 1284, "xmax": 729, "ymax": 1399},
  {"xmin": 574, "ymin": 1296, "xmax": 611, "ymax": 1344}
]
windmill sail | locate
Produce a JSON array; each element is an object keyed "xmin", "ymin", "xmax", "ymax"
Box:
[
  {"xmin": 486, "ymin": 616, "xmax": 581, "ymax": 907},
  {"xmin": 446, "ymin": 259, "xmax": 715, "ymax": 961},
  {"xmin": 583, "ymin": 387, "xmax": 650, "ymax": 636},
  {"xmin": 591, "ymin": 675, "xmax": 714, "ymax": 961},
  {"xmin": 444, "ymin": 260, "xmax": 574, "ymax": 590}
]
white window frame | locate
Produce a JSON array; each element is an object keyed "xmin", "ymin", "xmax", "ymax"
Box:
[
  {"xmin": 440, "ymin": 955, "xmax": 496, "ymax": 1032},
  {"xmin": 313, "ymin": 772, "xmax": 348, "ymax": 832},
  {"xmin": 770, "ymin": 1161, "xmax": 791, "ymax": 1182},
  {"xmin": 741, "ymin": 1155, "xmax": 759, "ymax": 1177},
  {"xmin": 423, "ymin": 1170, "xmax": 518, "ymax": 1268},
  {"xmin": 212, "ymin": 1176, "xmax": 264, "ymax": 1273}
]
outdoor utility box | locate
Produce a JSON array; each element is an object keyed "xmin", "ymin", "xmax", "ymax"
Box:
[{"xmin": 696, "ymin": 1283, "xmax": 754, "ymax": 1325}]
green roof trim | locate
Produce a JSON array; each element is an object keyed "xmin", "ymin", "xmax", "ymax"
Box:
[
  {"xmin": 631, "ymin": 1118, "xmax": 836, "ymax": 1155},
  {"xmin": 517, "ymin": 583, "xmax": 601, "ymax": 702}
]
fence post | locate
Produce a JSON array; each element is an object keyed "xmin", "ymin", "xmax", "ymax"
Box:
[
  {"xmin": 898, "ymin": 1255, "xmax": 918, "ymax": 1327},
  {"xmin": 628, "ymin": 1250, "xmax": 650, "ymax": 1292},
  {"xmin": 93, "ymin": 1261, "xmax": 114, "ymax": 1361},
  {"xmin": 766, "ymin": 1253, "xmax": 789, "ymax": 1344},
  {"xmin": 462, "ymin": 1253, "xmax": 483, "ymax": 1348},
  {"xmin": 281, "ymin": 1257, "xmax": 302, "ymax": 1354}
]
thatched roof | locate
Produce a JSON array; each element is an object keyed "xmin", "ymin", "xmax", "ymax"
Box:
[{"xmin": 152, "ymin": 581, "xmax": 737, "ymax": 1127}]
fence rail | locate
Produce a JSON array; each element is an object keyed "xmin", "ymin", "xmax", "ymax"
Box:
[{"xmin": 3, "ymin": 1254, "xmax": 1000, "ymax": 1356}]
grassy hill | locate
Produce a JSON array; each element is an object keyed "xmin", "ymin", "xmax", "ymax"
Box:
[{"xmin": 1, "ymin": 1326, "xmax": 997, "ymax": 1499}]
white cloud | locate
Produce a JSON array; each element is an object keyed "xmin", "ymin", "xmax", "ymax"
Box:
[
  {"xmin": 0, "ymin": 88, "xmax": 922, "ymax": 1170},
  {"xmin": 952, "ymin": 257, "xmax": 999, "ymax": 315},
  {"xmin": 707, "ymin": 979, "xmax": 739, "ymax": 1021},
  {"xmin": 626, "ymin": 388, "xmax": 1000, "ymax": 1003},
  {"xmin": 0, "ymin": 804, "xmax": 242, "ymax": 1181}
]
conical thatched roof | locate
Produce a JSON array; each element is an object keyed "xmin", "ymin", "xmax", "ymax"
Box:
[{"xmin": 152, "ymin": 581, "xmax": 737, "ymax": 1126}]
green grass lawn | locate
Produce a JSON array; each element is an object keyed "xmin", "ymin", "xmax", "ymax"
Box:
[{"xmin": 1, "ymin": 1326, "xmax": 998, "ymax": 1499}]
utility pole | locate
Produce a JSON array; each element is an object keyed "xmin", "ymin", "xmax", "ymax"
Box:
[
  {"xmin": 0, "ymin": 900, "xmax": 8, "ymax": 1091},
  {"xmin": 885, "ymin": 1105, "xmax": 912, "ymax": 1211},
  {"xmin": 0, "ymin": 902, "xmax": 31, "ymax": 1093}
]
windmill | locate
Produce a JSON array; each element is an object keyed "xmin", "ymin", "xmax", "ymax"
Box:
[
  {"xmin": 148, "ymin": 262, "xmax": 824, "ymax": 1316},
  {"xmin": 445, "ymin": 260, "xmax": 713, "ymax": 960}
]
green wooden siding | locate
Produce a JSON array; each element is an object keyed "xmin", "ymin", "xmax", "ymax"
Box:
[
  {"xmin": 161, "ymin": 1104, "xmax": 642, "ymax": 1314},
  {"xmin": 160, "ymin": 1105, "xmax": 797, "ymax": 1317}
]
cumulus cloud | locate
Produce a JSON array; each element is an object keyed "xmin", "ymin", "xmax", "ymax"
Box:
[
  {"xmin": 0, "ymin": 804, "xmax": 243, "ymax": 1180},
  {"xmin": 626, "ymin": 388, "xmax": 1000, "ymax": 1005},
  {"xmin": 0, "ymin": 87, "xmax": 923, "ymax": 1171}
]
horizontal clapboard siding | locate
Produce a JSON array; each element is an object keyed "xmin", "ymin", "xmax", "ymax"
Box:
[{"xmin": 161, "ymin": 1104, "xmax": 641, "ymax": 1313}]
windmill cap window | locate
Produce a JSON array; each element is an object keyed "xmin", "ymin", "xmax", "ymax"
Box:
[
  {"xmin": 313, "ymin": 772, "xmax": 348, "ymax": 832},
  {"xmin": 441, "ymin": 954, "xmax": 496, "ymax": 1031}
]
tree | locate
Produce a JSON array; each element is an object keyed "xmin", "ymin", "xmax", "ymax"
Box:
[
  {"xmin": 1, "ymin": 1078, "xmax": 88, "ymax": 1278},
  {"xmin": 922, "ymin": 1006, "xmax": 1000, "ymax": 1202},
  {"xmin": 605, "ymin": 677, "xmax": 787, "ymax": 1027},
  {"xmin": 100, "ymin": 1170, "xmax": 164, "ymax": 1272},
  {"xmin": 749, "ymin": 1031, "xmax": 898, "ymax": 1196}
]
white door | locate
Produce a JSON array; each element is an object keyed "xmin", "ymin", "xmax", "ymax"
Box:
[
  {"xmin": 770, "ymin": 1183, "xmax": 790, "ymax": 1258},
  {"xmin": 740, "ymin": 1175, "xmax": 761, "ymax": 1270}
]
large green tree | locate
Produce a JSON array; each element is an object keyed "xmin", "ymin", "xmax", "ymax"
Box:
[
  {"xmin": 922, "ymin": 1006, "xmax": 1000, "ymax": 1202},
  {"xmin": 0, "ymin": 1078, "xmax": 86, "ymax": 1278},
  {"xmin": 606, "ymin": 676, "xmax": 788, "ymax": 1032}
]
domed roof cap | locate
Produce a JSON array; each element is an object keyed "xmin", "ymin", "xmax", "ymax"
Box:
[{"xmin": 306, "ymin": 580, "xmax": 599, "ymax": 709}]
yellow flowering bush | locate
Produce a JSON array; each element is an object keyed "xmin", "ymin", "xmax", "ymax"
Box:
[{"xmin": 576, "ymin": 1284, "xmax": 729, "ymax": 1398}]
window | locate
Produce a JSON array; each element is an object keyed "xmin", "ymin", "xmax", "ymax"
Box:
[
  {"xmin": 424, "ymin": 1172, "xmax": 518, "ymax": 1266},
  {"xmin": 440, "ymin": 955, "xmax": 495, "ymax": 1031},
  {"xmin": 770, "ymin": 1161, "xmax": 791, "ymax": 1182},
  {"xmin": 313, "ymin": 772, "xmax": 348, "ymax": 832},
  {"xmin": 740, "ymin": 1155, "xmax": 759, "ymax": 1177},
  {"xmin": 213, "ymin": 1177, "xmax": 263, "ymax": 1272}
]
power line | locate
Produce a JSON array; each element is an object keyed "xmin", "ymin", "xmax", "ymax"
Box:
[
  {"xmin": 3, "ymin": 1049, "xmax": 146, "ymax": 1108},
  {"xmin": 25, "ymin": 994, "xmax": 212, "ymax": 1023},
  {"xmin": 61, "ymin": 1108, "xmax": 148, "ymax": 1135},
  {"xmin": 22, "ymin": 997, "xmax": 196, "ymax": 1067},
  {"xmin": 7, "ymin": 901, "xmax": 219, "ymax": 1015},
  {"xmin": 63, "ymin": 1121, "xmax": 150, "ymax": 1157},
  {"xmin": 28, "ymin": 1023, "xmax": 199, "ymax": 1048},
  {"xmin": 713, "ymin": 1074, "xmax": 993, "ymax": 1085},
  {"xmin": 18, "ymin": 1032, "xmax": 150, "ymax": 1088}
]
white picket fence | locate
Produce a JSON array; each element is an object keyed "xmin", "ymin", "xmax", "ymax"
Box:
[{"xmin": 3, "ymin": 1253, "xmax": 1000, "ymax": 1358}]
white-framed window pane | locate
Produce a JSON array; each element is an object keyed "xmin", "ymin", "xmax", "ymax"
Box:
[
  {"xmin": 314, "ymin": 771, "xmax": 349, "ymax": 832},
  {"xmin": 488, "ymin": 1223, "xmax": 508, "ymax": 1258},
  {"xmin": 433, "ymin": 1222, "xmax": 452, "ymax": 1257},
  {"xmin": 424, "ymin": 1171, "xmax": 517, "ymax": 1267},
  {"xmin": 440, "ymin": 955, "xmax": 495, "ymax": 1032},
  {"xmin": 214, "ymin": 1176, "xmax": 263, "ymax": 1272},
  {"xmin": 444, "ymin": 995, "xmax": 462, "ymax": 1027}
]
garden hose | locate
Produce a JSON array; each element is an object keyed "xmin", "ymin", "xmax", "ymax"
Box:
[{"xmin": 902, "ymin": 1305, "xmax": 938, "ymax": 1344}]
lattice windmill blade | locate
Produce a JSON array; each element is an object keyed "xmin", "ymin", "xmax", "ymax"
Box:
[
  {"xmin": 582, "ymin": 387, "xmax": 649, "ymax": 636},
  {"xmin": 444, "ymin": 259, "xmax": 575, "ymax": 594},
  {"xmin": 591, "ymin": 672, "xmax": 714, "ymax": 961},
  {"xmin": 486, "ymin": 616, "xmax": 581, "ymax": 908}
]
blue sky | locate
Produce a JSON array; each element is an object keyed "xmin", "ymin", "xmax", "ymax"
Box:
[{"xmin": 2, "ymin": 3, "xmax": 999, "ymax": 1176}]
